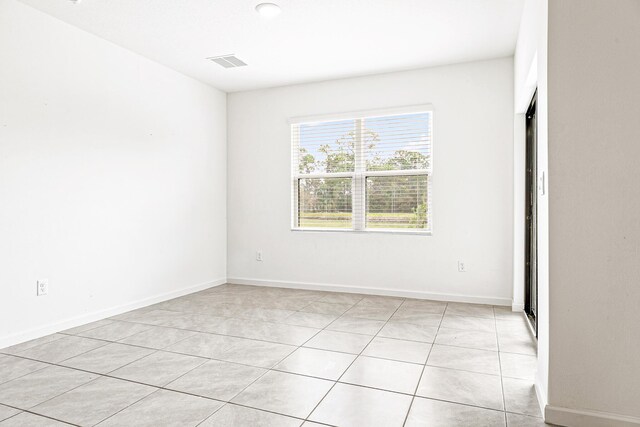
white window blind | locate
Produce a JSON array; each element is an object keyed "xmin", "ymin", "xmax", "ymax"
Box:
[{"xmin": 291, "ymin": 108, "xmax": 432, "ymax": 233}]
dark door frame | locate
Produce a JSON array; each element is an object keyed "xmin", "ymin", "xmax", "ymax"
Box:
[{"xmin": 524, "ymin": 90, "xmax": 538, "ymax": 336}]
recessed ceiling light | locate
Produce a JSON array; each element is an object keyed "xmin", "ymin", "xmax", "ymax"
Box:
[{"xmin": 255, "ymin": 3, "xmax": 281, "ymax": 18}]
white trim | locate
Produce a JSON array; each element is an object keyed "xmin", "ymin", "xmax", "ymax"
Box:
[
  {"xmin": 290, "ymin": 227, "xmax": 431, "ymax": 236},
  {"xmin": 0, "ymin": 278, "xmax": 226, "ymax": 349},
  {"xmin": 512, "ymin": 113, "xmax": 526, "ymax": 314},
  {"xmin": 227, "ymin": 277, "xmax": 511, "ymax": 306},
  {"xmin": 546, "ymin": 405, "xmax": 640, "ymax": 427},
  {"xmin": 511, "ymin": 301, "xmax": 525, "ymax": 311},
  {"xmin": 535, "ymin": 372, "xmax": 549, "ymax": 422},
  {"xmin": 288, "ymin": 104, "xmax": 434, "ymax": 125}
]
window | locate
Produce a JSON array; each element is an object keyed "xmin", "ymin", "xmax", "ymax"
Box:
[{"xmin": 291, "ymin": 107, "xmax": 432, "ymax": 233}]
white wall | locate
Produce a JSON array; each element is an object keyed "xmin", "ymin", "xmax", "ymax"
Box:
[
  {"xmin": 0, "ymin": 0, "xmax": 227, "ymax": 347},
  {"xmin": 513, "ymin": 0, "xmax": 550, "ymax": 415},
  {"xmin": 545, "ymin": 1, "xmax": 640, "ymax": 424},
  {"xmin": 227, "ymin": 58, "xmax": 514, "ymax": 305}
]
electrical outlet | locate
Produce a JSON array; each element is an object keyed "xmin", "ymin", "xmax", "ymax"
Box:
[
  {"xmin": 457, "ymin": 261, "xmax": 466, "ymax": 272},
  {"xmin": 37, "ymin": 279, "xmax": 49, "ymax": 296},
  {"xmin": 256, "ymin": 251, "xmax": 263, "ymax": 262}
]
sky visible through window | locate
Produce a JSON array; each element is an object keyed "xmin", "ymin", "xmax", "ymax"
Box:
[{"xmin": 298, "ymin": 112, "xmax": 431, "ymax": 174}]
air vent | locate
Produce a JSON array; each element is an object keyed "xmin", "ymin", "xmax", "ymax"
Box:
[{"xmin": 207, "ymin": 54, "xmax": 247, "ymax": 68}]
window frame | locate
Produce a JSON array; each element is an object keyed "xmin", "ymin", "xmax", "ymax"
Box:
[{"xmin": 290, "ymin": 105, "xmax": 433, "ymax": 235}]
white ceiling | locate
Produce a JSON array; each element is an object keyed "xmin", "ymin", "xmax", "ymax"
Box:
[{"xmin": 18, "ymin": 0, "xmax": 524, "ymax": 92}]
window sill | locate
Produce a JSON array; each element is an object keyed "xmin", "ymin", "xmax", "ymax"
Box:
[{"xmin": 291, "ymin": 228, "xmax": 432, "ymax": 236}]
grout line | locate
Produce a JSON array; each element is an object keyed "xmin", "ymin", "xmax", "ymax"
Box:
[
  {"xmin": 494, "ymin": 305, "xmax": 509, "ymax": 425},
  {"xmin": 0, "ymin": 286, "xmax": 538, "ymax": 425},
  {"xmin": 401, "ymin": 300, "xmax": 446, "ymax": 427},
  {"xmin": 85, "ymin": 386, "xmax": 159, "ymax": 426},
  {"xmin": 12, "ymin": 409, "xmax": 81, "ymax": 426},
  {"xmin": 302, "ymin": 298, "xmax": 406, "ymax": 424}
]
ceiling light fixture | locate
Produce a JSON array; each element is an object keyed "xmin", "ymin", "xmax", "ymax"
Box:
[{"xmin": 255, "ymin": 3, "xmax": 281, "ymax": 18}]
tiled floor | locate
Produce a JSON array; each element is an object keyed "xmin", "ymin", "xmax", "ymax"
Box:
[{"xmin": 0, "ymin": 284, "xmax": 548, "ymax": 426}]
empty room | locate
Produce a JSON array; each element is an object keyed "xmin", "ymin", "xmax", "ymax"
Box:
[{"xmin": 1, "ymin": 0, "xmax": 638, "ymax": 426}]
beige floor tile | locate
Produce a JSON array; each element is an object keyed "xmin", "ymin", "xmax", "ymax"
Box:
[
  {"xmin": 234, "ymin": 307, "xmax": 297, "ymax": 322},
  {"xmin": 416, "ymin": 366, "xmax": 504, "ymax": 410},
  {"xmin": 0, "ymin": 286, "xmax": 543, "ymax": 427},
  {"xmin": 427, "ymin": 345, "xmax": 500, "ymax": 375},
  {"xmin": 118, "ymin": 326, "xmax": 196, "ymax": 349},
  {"xmin": 274, "ymin": 347, "xmax": 356, "ymax": 380},
  {"xmin": 231, "ymin": 371, "xmax": 333, "ymax": 418},
  {"xmin": 0, "ymin": 355, "xmax": 48, "ymax": 385},
  {"xmin": 280, "ymin": 312, "xmax": 338, "ymax": 328},
  {"xmin": 304, "ymin": 330, "xmax": 373, "ymax": 354},
  {"xmin": 158, "ymin": 313, "xmax": 228, "ymax": 331},
  {"xmin": 300, "ymin": 301, "xmax": 352, "ymax": 316},
  {"xmin": 0, "ymin": 404, "xmax": 20, "ymax": 422},
  {"xmin": 400, "ymin": 299, "xmax": 447, "ymax": 314},
  {"xmin": 500, "ymin": 352, "xmax": 537, "ymax": 380},
  {"xmin": 344, "ymin": 304, "xmax": 396, "ymax": 321},
  {"xmin": 503, "ymin": 378, "xmax": 542, "ymax": 417},
  {"xmin": 12, "ymin": 335, "xmax": 107, "ymax": 364},
  {"xmin": 110, "ymin": 351, "xmax": 206, "ymax": 386},
  {"xmin": 498, "ymin": 333, "xmax": 537, "ymax": 356},
  {"xmin": 0, "ymin": 334, "xmax": 66, "ymax": 355},
  {"xmin": 166, "ymin": 359, "xmax": 266, "ymax": 401},
  {"xmin": 62, "ymin": 319, "xmax": 114, "ymax": 335},
  {"xmin": 494, "ymin": 307, "xmax": 527, "ymax": 321},
  {"xmin": 506, "ymin": 413, "xmax": 550, "ymax": 426},
  {"xmin": 496, "ymin": 318, "xmax": 532, "ymax": 335},
  {"xmin": 362, "ymin": 337, "xmax": 431, "ymax": 364},
  {"xmin": 0, "ymin": 412, "xmax": 71, "ymax": 426},
  {"xmin": 446, "ymin": 303, "xmax": 496, "ymax": 319},
  {"xmin": 341, "ymin": 356, "xmax": 423, "ymax": 394},
  {"xmin": 199, "ymin": 403, "xmax": 301, "ymax": 427},
  {"xmin": 326, "ymin": 317, "xmax": 385, "ymax": 335},
  {"xmin": 96, "ymin": 390, "xmax": 221, "ymax": 427},
  {"xmin": 390, "ymin": 307, "xmax": 443, "ymax": 327},
  {"xmin": 440, "ymin": 314, "xmax": 496, "ymax": 333},
  {"xmin": 318, "ymin": 293, "xmax": 364, "ymax": 305},
  {"xmin": 207, "ymin": 317, "xmax": 320, "ymax": 346},
  {"xmin": 164, "ymin": 332, "xmax": 235, "ymax": 358},
  {"xmin": 0, "ymin": 366, "xmax": 97, "ymax": 409},
  {"xmin": 378, "ymin": 322, "xmax": 437, "ymax": 343},
  {"xmin": 210, "ymin": 336, "xmax": 297, "ymax": 368},
  {"xmin": 78, "ymin": 321, "xmax": 153, "ymax": 341},
  {"xmin": 31, "ymin": 377, "xmax": 155, "ymax": 426},
  {"xmin": 435, "ymin": 327, "xmax": 498, "ymax": 351},
  {"xmin": 61, "ymin": 343, "xmax": 153, "ymax": 374},
  {"xmin": 309, "ymin": 383, "xmax": 412, "ymax": 427},
  {"xmin": 405, "ymin": 397, "xmax": 506, "ymax": 426},
  {"xmin": 115, "ymin": 309, "xmax": 185, "ymax": 326},
  {"xmin": 358, "ymin": 296, "xmax": 404, "ymax": 310}
]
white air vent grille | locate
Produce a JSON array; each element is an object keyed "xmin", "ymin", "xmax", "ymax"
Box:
[{"xmin": 207, "ymin": 54, "xmax": 247, "ymax": 68}]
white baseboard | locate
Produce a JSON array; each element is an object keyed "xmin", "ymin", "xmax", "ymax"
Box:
[
  {"xmin": 546, "ymin": 405, "xmax": 640, "ymax": 427},
  {"xmin": 535, "ymin": 373, "xmax": 548, "ymax": 422},
  {"xmin": 0, "ymin": 278, "xmax": 226, "ymax": 349},
  {"xmin": 227, "ymin": 277, "xmax": 512, "ymax": 306},
  {"xmin": 512, "ymin": 301, "xmax": 525, "ymax": 311}
]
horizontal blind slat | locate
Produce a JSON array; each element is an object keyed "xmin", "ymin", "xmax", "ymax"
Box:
[{"xmin": 292, "ymin": 110, "xmax": 432, "ymax": 231}]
